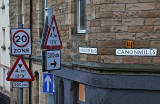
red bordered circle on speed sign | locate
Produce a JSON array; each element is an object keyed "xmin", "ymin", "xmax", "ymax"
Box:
[{"xmin": 13, "ymin": 30, "xmax": 30, "ymax": 47}]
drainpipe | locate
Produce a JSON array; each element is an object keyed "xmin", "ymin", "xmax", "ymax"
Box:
[{"xmin": 29, "ymin": 0, "xmax": 32, "ymax": 104}]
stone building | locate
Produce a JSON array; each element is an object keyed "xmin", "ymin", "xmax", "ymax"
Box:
[
  {"xmin": 9, "ymin": 0, "xmax": 160, "ymax": 104},
  {"xmin": 0, "ymin": 0, "xmax": 10, "ymax": 95}
]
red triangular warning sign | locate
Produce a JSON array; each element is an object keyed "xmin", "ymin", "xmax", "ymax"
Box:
[
  {"xmin": 6, "ymin": 56, "xmax": 34, "ymax": 81},
  {"xmin": 44, "ymin": 15, "xmax": 62, "ymax": 50}
]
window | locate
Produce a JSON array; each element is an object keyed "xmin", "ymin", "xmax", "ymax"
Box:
[
  {"xmin": 79, "ymin": 84, "xmax": 86, "ymax": 102},
  {"xmin": 18, "ymin": 0, "xmax": 24, "ymax": 25},
  {"xmin": 2, "ymin": 28, "xmax": 5, "ymax": 45},
  {"xmin": 1, "ymin": 28, "xmax": 6, "ymax": 50},
  {"xmin": 71, "ymin": 82, "xmax": 86, "ymax": 104},
  {"xmin": 77, "ymin": 0, "xmax": 87, "ymax": 33}
]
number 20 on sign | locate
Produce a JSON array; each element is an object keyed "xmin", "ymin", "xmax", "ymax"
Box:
[{"xmin": 11, "ymin": 29, "xmax": 31, "ymax": 55}]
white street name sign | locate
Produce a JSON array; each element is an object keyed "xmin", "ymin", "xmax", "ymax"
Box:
[
  {"xmin": 79, "ymin": 47, "xmax": 97, "ymax": 55},
  {"xmin": 116, "ymin": 49, "xmax": 157, "ymax": 56}
]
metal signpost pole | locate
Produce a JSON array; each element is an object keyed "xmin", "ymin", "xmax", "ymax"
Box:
[
  {"xmin": 48, "ymin": 94, "xmax": 54, "ymax": 104},
  {"xmin": 18, "ymin": 24, "xmax": 23, "ymax": 104},
  {"xmin": 42, "ymin": 8, "xmax": 62, "ymax": 104},
  {"xmin": 47, "ymin": 8, "xmax": 55, "ymax": 104},
  {"xmin": 9, "ymin": 23, "xmax": 33, "ymax": 104},
  {"xmin": 19, "ymin": 88, "xmax": 23, "ymax": 104}
]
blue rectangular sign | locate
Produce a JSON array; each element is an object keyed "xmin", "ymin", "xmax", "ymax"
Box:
[{"xmin": 43, "ymin": 73, "xmax": 54, "ymax": 93}]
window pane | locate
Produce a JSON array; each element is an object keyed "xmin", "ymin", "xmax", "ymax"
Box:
[
  {"xmin": 2, "ymin": 28, "xmax": 5, "ymax": 45},
  {"xmin": 80, "ymin": 0, "xmax": 86, "ymax": 30},
  {"xmin": 79, "ymin": 84, "xmax": 86, "ymax": 102}
]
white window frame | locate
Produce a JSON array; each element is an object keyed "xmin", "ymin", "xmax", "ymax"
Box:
[{"xmin": 77, "ymin": 0, "xmax": 87, "ymax": 34}]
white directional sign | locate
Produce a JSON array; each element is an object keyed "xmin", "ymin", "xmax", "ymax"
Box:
[
  {"xmin": 46, "ymin": 50, "xmax": 60, "ymax": 70},
  {"xmin": 6, "ymin": 56, "xmax": 34, "ymax": 81},
  {"xmin": 44, "ymin": 16, "xmax": 62, "ymax": 50},
  {"xmin": 11, "ymin": 29, "xmax": 31, "ymax": 55},
  {"xmin": 12, "ymin": 82, "xmax": 29, "ymax": 88}
]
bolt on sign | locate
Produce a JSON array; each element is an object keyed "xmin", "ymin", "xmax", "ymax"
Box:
[
  {"xmin": 11, "ymin": 29, "xmax": 31, "ymax": 55},
  {"xmin": 6, "ymin": 56, "xmax": 34, "ymax": 81}
]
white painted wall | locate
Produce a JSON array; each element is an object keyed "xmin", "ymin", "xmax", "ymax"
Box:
[{"xmin": 0, "ymin": 0, "xmax": 10, "ymax": 92}]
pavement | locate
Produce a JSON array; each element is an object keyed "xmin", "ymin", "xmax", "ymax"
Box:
[{"xmin": 0, "ymin": 92, "xmax": 10, "ymax": 104}]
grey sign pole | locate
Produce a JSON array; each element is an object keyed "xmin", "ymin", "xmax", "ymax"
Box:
[
  {"xmin": 48, "ymin": 93, "xmax": 54, "ymax": 104},
  {"xmin": 47, "ymin": 8, "xmax": 55, "ymax": 104},
  {"xmin": 18, "ymin": 88, "xmax": 23, "ymax": 104},
  {"xmin": 18, "ymin": 24, "xmax": 23, "ymax": 104}
]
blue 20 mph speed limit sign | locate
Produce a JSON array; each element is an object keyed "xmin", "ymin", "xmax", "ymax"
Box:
[{"xmin": 11, "ymin": 29, "xmax": 31, "ymax": 55}]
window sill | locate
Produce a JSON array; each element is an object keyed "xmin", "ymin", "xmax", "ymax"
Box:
[{"xmin": 71, "ymin": 33, "xmax": 86, "ymax": 41}]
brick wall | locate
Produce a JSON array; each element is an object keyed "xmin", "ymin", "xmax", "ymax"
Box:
[
  {"xmin": 10, "ymin": 0, "xmax": 160, "ymax": 73},
  {"xmin": 46, "ymin": 0, "xmax": 160, "ymax": 68}
]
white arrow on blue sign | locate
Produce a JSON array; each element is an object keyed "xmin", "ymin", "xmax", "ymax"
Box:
[{"xmin": 43, "ymin": 73, "xmax": 54, "ymax": 93}]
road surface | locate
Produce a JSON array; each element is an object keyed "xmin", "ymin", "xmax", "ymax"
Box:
[{"xmin": 0, "ymin": 92, "xmax": 10, "ymax": 104}]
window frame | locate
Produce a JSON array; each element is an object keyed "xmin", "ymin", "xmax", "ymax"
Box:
[{"xmin": 77, "ymin": 0, "xmax": 87, "ymax": 34}]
